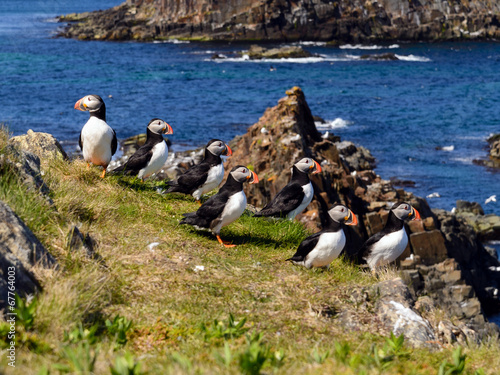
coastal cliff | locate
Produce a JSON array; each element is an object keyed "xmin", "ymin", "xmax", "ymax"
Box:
[{"xmin": 57, "ymin": 0, "xmax": 500, "ymax": 42}]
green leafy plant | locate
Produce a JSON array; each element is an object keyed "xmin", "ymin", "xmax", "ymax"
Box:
[
  {"xmin": 213, "ymin": 342, "xmax": 234, "ymax": 369},
  {"xmin": 106, "ymin": 315, "xmax": 132, "ymax": 348},
  {"xmin": 63, "ymin": 322, "xmax": 99, "ymax": 345},
  {"xmin": 110, "ymin": 352, "xmax": 143, "ymax": 375},
  {"xmin": 438, "ymin": 347, "xmax": 466, "ymax": 375},
  {"xmin": 171, "ymin": 352, "xmax": 193, "ymax": 372},
  {"xmin": 385, "ymin": 332, "xmax": 410, "ymax": 358},
  {"xmin": 238, "ymin": 332, "xmax": 269, "ymax": 375},
  {"xmin": 310, "ymin": 347, "xmax": 330, "ymax": 364},
  {"xmin": 200, "ymin": 313, "xmax": 249, "ymax": 341},
  {"xmin": 333, "ymin": 341, "xmax": 351, "ymax": 365},
  {"xmin": 14, "ymin": 294, "xmax": 37, "ymax": 331},
  {"xmin": 53, "ymin": 341, "xmax": 99, "ymax": 373}
]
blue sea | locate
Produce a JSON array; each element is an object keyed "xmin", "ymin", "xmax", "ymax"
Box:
[{"xmin": 0, "ymin": 0, "xmax": 498, "ymax": 220}]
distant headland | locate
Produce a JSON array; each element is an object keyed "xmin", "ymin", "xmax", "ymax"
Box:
[{"xmin": 57, "ymin": 0, "xmax": 500, "ymax": 42}]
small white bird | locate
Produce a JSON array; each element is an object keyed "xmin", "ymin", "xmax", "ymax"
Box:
[{"xmin": 485, "ymin": 195, "xmax": 497, "ymax": 204}]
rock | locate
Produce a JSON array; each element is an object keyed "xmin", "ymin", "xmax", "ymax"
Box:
[
  {"xmin": 409, "ymin": 230, "xmax": 448, "ymax": 265},
  {"xmin": 9, "ymin": 129, "xmax": 68, "ymax": 162},
  {"xmin": 0, "ymin": 147, "xmax": 52, "ymax": 203},
  {"xmin": 359, "ymin": 53, "xmax": 398, "ymax": 60},
  {"xmin": 0, "ymin": 199, "xmax": 57, "ymax": 310},
  {"xmin": 473, "ymin": 133, "xmax": 500, "ymax": 168},
  {"xmin": 456, "ymin": 200, "xmax": 484, "ymax": 215},
  {"xmin": 56, "ymin": 0, "xmax": 500, "ymax": 43},
  {"xmin": 245, "ymin": 45, "xmax": 313, "ymax": 59},
  {"xmin": 335, "ymin": 141, "xmax": 376, "ymax": 171},
  {"xmin": 372, "ymin": 278, "xmax": 437, "ymax": 348}
]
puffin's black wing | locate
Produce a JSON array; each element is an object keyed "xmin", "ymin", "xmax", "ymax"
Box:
[
  {"xmin": 111, "ymin": 128, "xmax": 118, "ymax": 156},
  {"xmin": 254, "ymin": 182, "xmax": 304, "ymax": 217},
  {"xmin": 180, "ymin": 191, "xmax": 230, "ymax": 229},
  {"xmin": 355, "ymin": 231, "xmax": 385, "ymax": 263},
  {"xmin": 167, "ymin": 162, "xmax": 211, "ymax": 194},
  {"xmin": 78, "ymin": 131, "xmax": 83, "ymax": 151},
  {"xmin": 286, "ymin": 231, "xmax": 322, "ymax": 262},
  {"xmin": 119, "ymin": 147, "xmax": 154, "ymax": 175}
]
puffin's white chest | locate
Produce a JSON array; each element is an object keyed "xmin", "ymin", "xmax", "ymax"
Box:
[
  {"xmin": 138, "ymin": 141, "xmax": 168, "ymax": 180},
  {"xmin": 287, "ymin": 182, "xmax": 314, "ymax": 220},
  {"xmin": 193, "ymin": 163, "xmax": 224, "ymax": 200},
  {"xmin": 81, "ymin": 117, "xmax": 114, "ymax": 166},
  {"xmin": 212, "ymin": 190, "xmax": 246, "ymax": 234},
  {"xmin": 304, "ymin": 231, "xmax": 346, "ymax": 268},
  {"xmin": 366, "ymin": 228, "xmax": 408, "ymax": 269}
]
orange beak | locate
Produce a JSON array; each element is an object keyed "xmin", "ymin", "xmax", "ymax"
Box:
[
  {"xmin": 74, "ymin": 97, "xmax": 86, "ymax": 111},
  {"xmin": 164, "ymin": 123, "xmax": 174, "ymax": 135},
  {"xmin": 248, "ymin": 171, "xmax": 259, "ymax": 184},
  {"xmin": 411, "ymin": 207, "xmax": 421, "ymax": 221},
  {"xmin": 224, "ymin": 145, "xmax": 233, "ymax": 157},
  {"xmin": 312, "ymin": 160, "xmax": 322, "ymax": 174},
  {"xmin": 345, "ymin": 209, "xmax": 358, "ymax": 225}
]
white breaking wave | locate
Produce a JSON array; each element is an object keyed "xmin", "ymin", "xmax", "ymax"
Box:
[
  {"xmin": 153, "ymin": 39, "xmax": 190, "ymax": 44},
  {"xmin": 340, "ymin": 44, "xmax": 400, "ymax": 50},
  {"xmin": 295, "ymin": 41, "xmax": 327, "ymax": 46},
  {"xmin": 395, "ymin": 54, "xmax": 431, "ymax": 62},
  {"xmin": 315, "ymin": 118, "xmax": 353, "ymax": 130},
  {"xmin": 208, "ymin": 53, "xmax": 430, "ymax": 63}
]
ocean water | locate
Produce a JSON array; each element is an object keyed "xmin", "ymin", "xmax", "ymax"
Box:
[{"xmin": 0, "ymin": 0, "xmax": 499, "ymax": 222}]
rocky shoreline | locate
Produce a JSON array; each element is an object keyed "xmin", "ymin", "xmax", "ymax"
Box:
[
  {"xmin": 2, "ymin": 87, "xmax": 500, "ymax": 348},
  {"xmin": 56, "ymin": 0, "xmax": 500, "ymax": 43}
]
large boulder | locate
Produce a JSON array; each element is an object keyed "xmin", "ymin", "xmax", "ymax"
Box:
[
  {"xmin": 9, "ymin": 129, "xmax": 68, "ymax": 162},
  {"xmin": 0, "ymin": 200, "xmax": 57, "ymax": 311}
]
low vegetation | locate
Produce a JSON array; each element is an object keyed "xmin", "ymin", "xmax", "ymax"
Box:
[{"xmin": 0, "ymin": 128, "xmax": 498, "ymax": 374}]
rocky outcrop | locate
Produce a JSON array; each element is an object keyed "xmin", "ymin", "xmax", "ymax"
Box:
[
  {"xmin": 9, "ymin": 129, "xmax": 68, "ymax": 162},
  {"xmin": 243, "ymin": 45, "xmax": 313, "ymax": 60},
  {"xmin": 453, "ymin": 200, "xmax": 500, "ymax": 242},
  {"xmin": 221, "ymin": 86, "xmax": 500, "ymax": 340},
  {"xmin": 474, "ymin": 134, "xmax": 500, "ymax": 169},
  {"xmin": 57, "ymin": 0, "xmax": 500, "ymax": 42},
  {"xmin": 0, "ymin": 200, "xmax": 57, "ymax": 311}
]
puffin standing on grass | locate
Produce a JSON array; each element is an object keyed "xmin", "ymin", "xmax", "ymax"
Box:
[
  {"xmin": 180, "ymin": 165, "xmax": 259, "ymax": 247},
  {"xmin": 166, "ymin": 139, "xmax": 232, "ymax": 202},
  {"xmin": 111, "ymin": 118, "xmax": 173, "ymax": 181},
  {"xmin": 286, "ymin": 204, "xmax": 358, "ymax": 269},
  {"xmin": 74, "ymin": 94, "xmax": 117, "ymax": 178},
  {"xmin": 357, "ymin": 201, "xmax": 421, "ymax": 270},
  {"xmin": 254, "ymin": 157, "xmax": 322, "ymax": 220}
]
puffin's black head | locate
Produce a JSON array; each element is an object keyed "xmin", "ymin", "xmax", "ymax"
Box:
[
  {"xmin": 230, "ymin": 165, "xmax": 259, "ymax": 184},
  {"xmin": 74, "ymin": 94, "xmax": 104, "ymax": 112},
  {"xmin": 294, "ymin": 157, "xmax": 322, "ymax": 174},
  {"xmin": 391, "ymin": 201, "xmax": 421, "ymax": 221},
  {"xmin": 328, "ymin": 204, "xmax": 358, "ymax": 225},
  {"xmin": 206, "ymin": 139, "xmax": 232, "ymax": 157},
  {"xmin": 147, "ymin": 118, "xmax": 173, "ymax": 135}
]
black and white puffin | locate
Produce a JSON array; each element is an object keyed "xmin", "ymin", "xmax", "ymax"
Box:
[
  {"xmin": 74, "ymin": 94, "xmax": 117, "ymax": 178},
  {"xmin": 286, "ymin": 204, "xmax": 358, "ymax": 269},
  {"xmin": 180, "ymin": 165, "xmax": 259, "ymax": 247},
  {"xmin": 254, "ymin": 157, "xmax": 322, "ymax": 220},
  {"xmin": 111, "ymin": 118, "xmax": 173, "ymax": 181},
  {"xmin": 358, "ymin": 201, "xmax": 421, "ymax": 270},
  {"xmin": 166, "ymin": 139, "xmax": 232, "ymax": 202}
]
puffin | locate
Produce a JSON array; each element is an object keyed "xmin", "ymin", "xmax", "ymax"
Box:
[
  {"xmin": 286, "ymin": 204, "xmax": 358, "ymax": 269},
  {"xmin": 74, "ymin": 94, "xmax": 117, "ymax": 178},
  {"xmin": 111, "ymin": 118, "xmax": 173, "ymax": 181},
  {"xmin": 254, "ymin": 157, "xmax": 322, "ymax": 220},
  {"xmin": 357, "ymin": 201, "xmax": 421, "ymax": 270},
  {"xmin": 180, "ymin": 165, "xmax": 259, "ymax": 247},
  {"xmin": 166, "ymin": 139, "xmax": 232, "ymax": 202}
]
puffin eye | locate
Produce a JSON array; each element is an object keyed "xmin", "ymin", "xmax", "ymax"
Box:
[
  {"xmin": 404, "ymin": 205, "xmax": 408, "ymax": 210},
  {"xmin": 243, "ymin": 169, "xmax": 247, "ymax": 173},
  {"xmin": 341, "ymin": 208, "xmax": 345, "ymax": 212}
]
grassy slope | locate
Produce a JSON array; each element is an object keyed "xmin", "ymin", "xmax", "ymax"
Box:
[{"xmin": 0, "ymin": 130, "xmax": 498, "ymax": 374}]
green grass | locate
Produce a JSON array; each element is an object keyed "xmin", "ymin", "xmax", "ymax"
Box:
[{"xmin": 0, "ymin": 128, "xmax": 499, "ymax": 374}]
